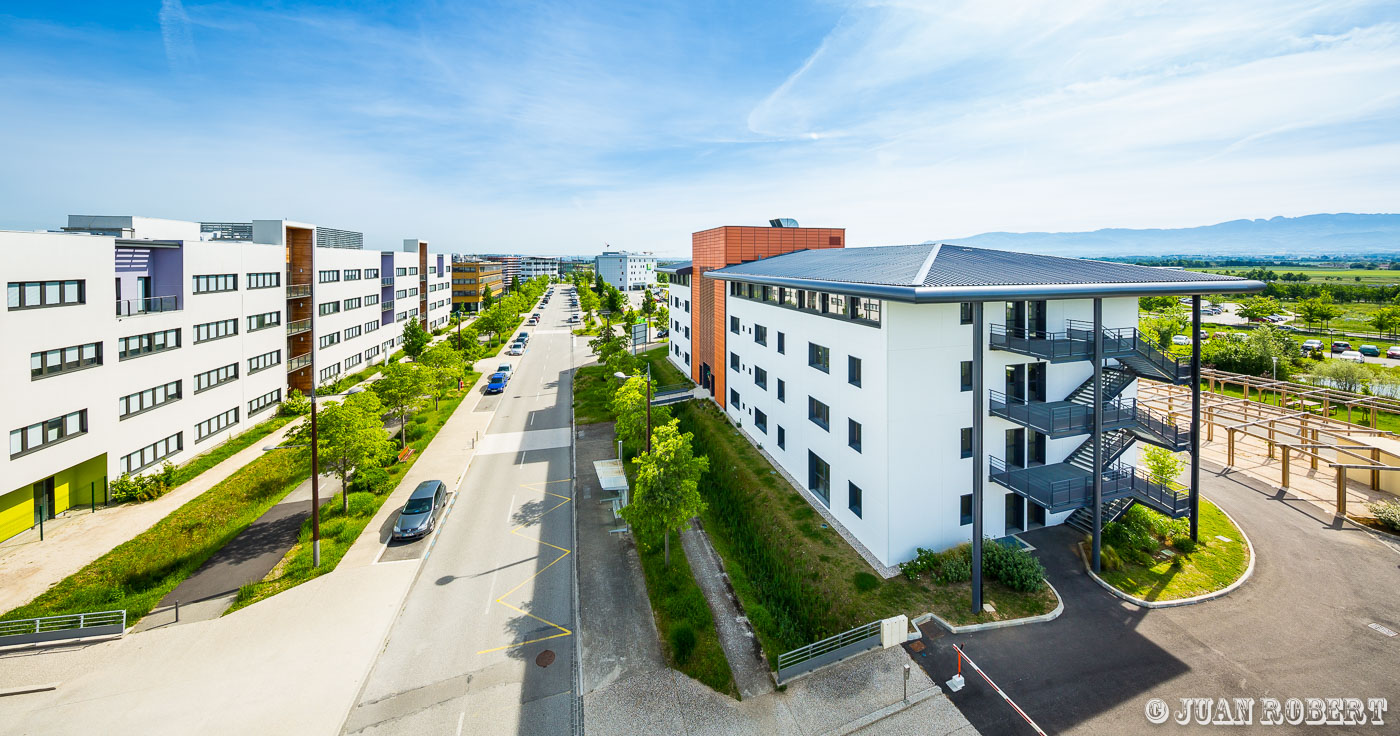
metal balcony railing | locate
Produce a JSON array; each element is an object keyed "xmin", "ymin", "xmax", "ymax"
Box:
[
  {"xmin": 1127, "ymin": 469, "xmax": 1192, "ymax": 517},
  {"xmin": 115, "ymin": 295, "xmax": 180, "ymax": 316},
  {"xmin": 990, "ymin": 455, "xmax": 1141, "ymax": 512},
  {"xmin": 1065, "ymin": 320, "xmax": 1191, "ymax": 384},
  {"xmin": 286, "ymin": 318, "xmax": 311, "ymax": 336},
  {"xmin": 989, "ymin": 391, "xmax": 1139, "ymax": 438},
  {"xmin": 287, "ymin": 353, "xmax": 311, "ymax": 372},
  {"xmin": 989, "ymin": 324, "xmax": 1093, "ymax": 362},
  {"xmin": 381, "ymin": 300, "xmax": 394, "ymax": 311},
  {"xmin": 381, "ymin": 277, "xmax": 394, "ymax": 286},
  {"xmin": 286, "ymin": 283, "xmax": 311, "ymax": 299}
]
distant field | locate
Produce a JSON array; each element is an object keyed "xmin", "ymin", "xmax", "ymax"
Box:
[{"xmin": 1196, "ymin": 266, "xmax": 1400, "ymax": 285}]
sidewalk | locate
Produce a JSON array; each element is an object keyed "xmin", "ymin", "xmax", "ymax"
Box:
[
  {"xmin": 679, "ymin": 522, "xmax": 773, "ymax": 699},
  {"xmin": 0, "ymin": 359, "xmax": 507, "ymax": 736},
  {"xmin": 0, "ymin": 419, "xmax": 300, "ymax": 614}
]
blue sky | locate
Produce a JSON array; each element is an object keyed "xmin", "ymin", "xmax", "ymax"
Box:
[{"xmin": 1, "ymin": 1, "xmax": 1398, "ymax": 256}]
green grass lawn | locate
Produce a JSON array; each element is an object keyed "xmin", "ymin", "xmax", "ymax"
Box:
[
  {"xmin": 229, "ymin": 375, "xmax": 478, "ymax": 612},
  {"xmin": 572, "ymin": 364, "xmax": 616, "ymax": 424},
  {"xmin": 1205, "ymin": 381, "xmax": 1399, "ymax": 433},
  {"xmin": 1096, "ymin": 499, "xmax": 1249, "ymax": 601},
  {"xmin": 168, "ymin": 414, "xmax": 296, "ymax": 488},
  {"xmin": 639, "ymin": 346, "xmax": 693, "ymax": 387},
  {"xmin": 1202, "ymin": 266, "xmax": 1400, "ymax": 285},
  {"xmin": 4, "ymin": 450, "xmax": 310, "ymax": 622},
  {"xmin": 673, "ymin": 401, "xmax": 1056, "ymax": 661},
  {"xmin": 634, "ymin": 528, "xmax": 737, "ymax": 698}
]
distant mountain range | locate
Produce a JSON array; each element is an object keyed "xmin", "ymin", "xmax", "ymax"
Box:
[{"xmin": 940, "ymin": 213, "xmax": 1400, "ymax": 259}]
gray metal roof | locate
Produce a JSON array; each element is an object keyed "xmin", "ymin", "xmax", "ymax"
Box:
[
  {"xmin": 705, "ymin": 244, "xmax": 1263, "ymax": 302},
  {"xmin": 658, "ymin": 260, "xmax": 692, "ymax": 275}
]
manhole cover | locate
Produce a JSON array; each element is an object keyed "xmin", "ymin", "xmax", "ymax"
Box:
[
  {"xmin": 908, "ymin": 640, "xmax": 925, "ymax": 653},
  {"xmin": 535, "ymin": 649, "xmax": 556, "ymax": 667}
]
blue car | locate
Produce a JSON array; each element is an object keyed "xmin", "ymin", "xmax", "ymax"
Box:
[{"xmin": 486, "ymin": 372, "xmax": 508, "ymax": 394}]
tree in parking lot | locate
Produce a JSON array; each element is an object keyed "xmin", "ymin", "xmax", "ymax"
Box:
[
  {"xmin": 373, "ymin": 362, "xmax": 429, "ymax": 447},
  {"xmin": 621, "ymin": 419, "xmax": 708, "ymax": 567},
  {"xmin": 1236, "ymin": 296, "xmax": 1283, "ymax": 323},
  {"xmin": 1365, "ymin": 305, "xmax": 1400, "ymax": 339},
  {"xmin": 287, "ymin": 391, "xmax": 391, "ymax": 513}
]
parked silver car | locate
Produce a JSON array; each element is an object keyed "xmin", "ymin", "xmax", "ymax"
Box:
[{"xmin": 392, "ymin": 480, "xmax": 448, "ymax": 540}]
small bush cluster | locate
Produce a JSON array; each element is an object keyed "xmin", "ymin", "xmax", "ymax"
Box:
[
  {"xmin": 1369, "ymin": 500, "xmax": 1400, "ymax": 532},
  {"xmin": 1102, "ymin": 504, "xmax": 1201, "ymax": 565},
  {"xmin": 669, "ymin": 623, "xmax": 697, "ymax": 665},
  {"xmin": 899, "ymin": 541, "xmax": 1044, "ymax": 593},
  {"xmin": 107, "ymin": 462, "xmax": 178, "ymax": 504}
]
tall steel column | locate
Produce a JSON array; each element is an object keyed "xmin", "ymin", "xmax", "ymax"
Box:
[
  {"xmin": 1091, "ymin": 298, "xmax": 1104, "ymax": 572},
  {"xmin": 1191, "ymin": 295, "xmax": 1202, "ymax": 541},
  {"xmin": 971, "ymin": 301, "xmax": 985, "ymax": 613}
]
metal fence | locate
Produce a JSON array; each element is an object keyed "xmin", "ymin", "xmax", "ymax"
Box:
[
  {"xmin": 776, "ymin": 620, "xmax": 882, "ymax": 685},
  {"xmin": 0, "ymin": 610, "xmax": 127, "ymax": 647}
]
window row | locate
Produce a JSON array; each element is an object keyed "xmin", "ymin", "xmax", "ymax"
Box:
[
  {"xmin": 248, "ymin": 388, "xmax": 282, "ymax": 416},
  {"xmin": 247, "ymin": 272, "xmax": 280, "ymax": 289},
  {"xmin": 10, "ymin": 410, "xmax": 87, "ymax": 458},
  {"xmin": 345, "ymin": 297, "xmax": 362, "ymax": 310},
  {"xmin": 345, "ymin": 325, "xmax": 362, "ymax": 340},
  {"xmin": 248, "ymin": 349, "xmax": 281, "ymax": 374},
  {"xmin": 320, "ymin": 363, "xmax": 341, "ymax": 383},
  {"xmin": 7, "ymin": 280, "xmax": 84, "ymax": 310},
  {"xmin": 366, "ymin": 268, "xmax": 380, "ymax": 279},
  {"xmin": 195, "ymin": 407, "xmax": 239, "ymax": 441},
  {"xmin": 728, "ymin": 281, "xmax": 881, "ymax": 326},
  {"xmin": 120, "ymin": 380, "xmax": 182, "ymax": 418},
  {"xmin": 193, "ymin": 274, "xmax": 237, "ymax": 294},
  {"xmin": 320, "ymin": 332, "xmax": 340, "ymax": 349},
  {"xmin": 194, "ymin": 363, "xmax": 239, "ymax": 393},
  {"xmin": 119, "ymin": 432, "xmax": 183, "ymax": 475},
  {"xmin": 364, "ymin": 320, "xmax": 379, "ymax": 334},
  {"xmin": 31, "ymin": 341, "xmax": 102, "ymax": 379},
  {"xmin": 318, "ymin": 270, "xmax": 340, "ymax": 283},
  {"xmin": 343, "ymin": 269, "xmax": 362, "ymax": 281},
  {"xmin": 366, "ymin": 294, "xmax": 380, "ymax": 306},
  {"xmin": 345, "ymin": 352, "xmax": 363, "ymax": 370},
  {"xmin": 247, "ymin": 311, "xmax": 281, "ymax": 332},
  {"xmin": 319, "ymin": 301, "xmax": 340, "ymax": 315},
  {"xmin": 120, "ymin": 328, "xmax": 181, "ymax": 360},
  {"xmin": 194, "ymin": 318, "xmax": 238, "ymax": 343}
]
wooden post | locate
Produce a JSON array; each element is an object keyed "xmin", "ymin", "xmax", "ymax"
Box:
[
  {"xmin": 1243, "ymin": 379, "xmax": 1250, "ymax": 405},
  {"xmin": 1310, "ymin": 428, "xmax": 1319, "ymax": 470},
  {"xmin": 1371, "ymin": 403, "xmax": 1378, "ymax": 429},
  {"xmin": 1323, "ymin": 397, "xmax": 1330, "ymax": 419},
  {"xmin": 1267, "ymin": 420, "xmax": 1276, "ymax": 459},
  {"xmin": 1373, "ymin": 448, "xmax": 1382, "ymax": 490},
  {"xmin": 1336, "ymin": 469, "xmax": 1347, "ymax": 516},
  {"xmin": 1346, "ymin": 404, "xmax": 1353, "ymax": 424},
  {"xmin": 1207, "ymin": 406, "xmax": 1215, "ymax": 441},
  {"xmin": 1227, "ymin": 428, "xmax": 1236, "ymax": 467},
  {"xmin": 1281, "ymin": 446, "xmax": 1290, "ymax": 488}
]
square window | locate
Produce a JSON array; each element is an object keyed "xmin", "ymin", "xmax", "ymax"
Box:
[
  {"xmin": 848, "ymin": 356, "xmax": 862, "ymax": 387},
  {"xmin": 960, "ymin": 494, "xmax": 973, "ymax": 525},
  {"xmin": 848, "ymin": 419, "xmax": 862, "ymax": 452},
  {"xmin": 960, "ymin": 361, "xmax": 973, "ymax": 391},
  {"xmin": 848, "ymin": 482, "xmax": 862, "ymax": 518},
  {"xmin": 808, "ymin": 343, "xmax": 829, "ymax": 373},
  {"xmin": 961, "ymin": 427, "xmax": 973, "ymax": 458}
]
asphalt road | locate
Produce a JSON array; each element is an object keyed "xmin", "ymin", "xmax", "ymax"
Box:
[
  {"xmin": 909, "ymin": 463, "xmax": 1400, "ymax": 735},
  {"xmin": 343, "ymin": 287, "xmax": 582, "ymax": 736}
]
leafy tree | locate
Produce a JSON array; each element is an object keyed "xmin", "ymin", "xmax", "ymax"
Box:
[
  {"xmin": 401, "ymin": 317, "xmax": 430, "ymax": 360},
  {"xmin": 1142, "ymin": 446, "xmax": 1187, "ymax": 487},
  {"xmin": 1310, "ymin": 359, "xmax": 1369, "ymax": 394},
  {"xmin": 477, "ymin": 304, "xmax": 514, "ymax": 344},
  {"xmin": 373, "ymin": 362, "xmax": 429, "ymax": 446},
  {"xmin": 1139, "ymin": 302, "xmax": 1187, "ymax": 350},
  {"xmin": 611, "ymin": 375, "xmax": 671, "ymax": 455},
  {"xmin": 419, "ymin": 343, "xmax": 465, "ymax": 409},
  {"xmin": 653, "ymin": 302, "xmax": 670, "ymax": 333},
  {"xmin": 1296, "ymin": 294, "xmax": 1344, "ymax": 329},
  {"xmin": 1139, "ymin": 296, "xmax": 1178, "ymax": 313},
  {"xmin": 281, "ymin": 388, "xmax": 311, "ymax": 417},
  {"xmin": 604, "ymin": 287, "xmax": 625, "ymax": 315},
  {"xmin": 448, "ymin": 323, "xmax": 483, "ymax": 362},
  {"xmin": 620, "ymin": 418, "xmax": 709, "ymax": 567},
  {"xmin": 289, "ymin": 391, "xmax": 391, "ymax": 513},
  {"xmin": 1236, "ymin": 296, "xmax": 1283, "ymax": 322},
  {"xmin": 641, "ymin": 288, "xmax": 655, "ymax": 316},
  {"xmin": 511, "ymin": 275, "xmax": 521, "ymax": 293},
  {"xmin": 1201, "ymin": 325, "xmax": 1295, "ymax": 378},
  {"xmin": 1365, "ymin": 305, "xmax": 1400, "ymax": 338},
  {"xmin": 481, "ymin": 286, "xmax": 494, "ymax": 310}
]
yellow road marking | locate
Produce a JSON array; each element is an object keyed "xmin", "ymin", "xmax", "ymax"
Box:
[{"xmin": 477, "ymin": 480, "xmax": 574, "ymax": 654}]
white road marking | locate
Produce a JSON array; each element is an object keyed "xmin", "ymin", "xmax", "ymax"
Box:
[
  {"xmin": 455, "ymin": 710, "xmax": 465, "ymax": 736},
  {"xmin": 475, "ymin": 427, "xmax": 571, "ymax": 455},
  {"xmin": 506, "ymin": 494, "xmax": 517, "ymax": 524}
]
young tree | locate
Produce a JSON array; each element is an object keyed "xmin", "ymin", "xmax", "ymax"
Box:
[
  {"xmin": 1142, "ymin": 445, "xmax": 1187, "ymax": 487},
  {"xmin": 401, "ymin": 317, "xmax": 430, "ymax": 360},
  {"xmin": 1311, "ymin": 359, "xmax": 1369, "ymax": 393},
  {"xmin": 289, "ymin": 392, "xmax": 392, "ymax": 512},
  {"xmin": 641, "ymin": 288, "xmax": 655, "ymax": 316},
  {"xmin": 419, "ymin": 343, "xmax": 466, "ymax": 409},
  {"xmin": 653, "ymin": 302, "xmax": 670, "ymax": 333},
  {"xmin": 477, "ymin": 304, "xmax": 513, "ymax": 344},
  {"xmin": 280, "ymin": 388, "xmax": 311, "ymax": 417},
  {"xmin": 1297, "ymin": 295, "xmax": 1343, "ymax": 329},
  {"xmin": 604, "ymin": 287, "xmax": 625, "ymax": 315},
  {"xmin": 1365, "ymin": 305, "xmax": 1400, "ymax": 339},
  {"xmin": 481, "ymin": 286, "xmax": 495, "ymax": 310},
  {"xmin": 620, "ymin": 418, "xmax": 709, "ymax": 567},
  {"xmin": 449, "ymin": 323, "xmax": 483, "ymax": 362},
  {"xmin": 373, "ymin": 362, "xmax": 429, "ymax": 446},
  {"xmin": 511, "ymin": 275, "xmax": 521, "ymax": 293},
  {"xmin": 1236, "ymin": 296, "xmax": 1283, "ymax": 322},
  {"xmin": 611, "ymin": 375, "xmax": 671, "ymax": 455},
  {"xmin": 1140, "ymin": 303, "xmax": 1187, "ymax": 350}
]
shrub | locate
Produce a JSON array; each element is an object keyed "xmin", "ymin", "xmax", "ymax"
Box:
[
  {"xmin": 852, "ymin": 572, "xmax": 880, "ymax": 592},
  {"xmin": 1100, "ymin": 544, "xmax": 1124, "ymax": 571},
  {"xmin": 1170, "ymin": 535, "xmax": 1197, "ymax": 553},
  {"xmin": 1368, "ymin": 500, "xmax": 1400, "ymax": 532},
  {"xmin": 107, "ymin": 471, "xmax": 172, "ymax": 504},
  {"xmin": 404, "ymin": 423, "xmax": 428, "ymax": 443},
  {"xmin": 345, "ymin": 491, "xmax": 379, "ymax": 517},
  {"xmin": 351, "ymin": 466, "xmax": 393, "ymax": 495},
  {"xmin": 281, "ymin": 389, "xmax": 311, "ymax": 417},
  {"xmin": 981, "ymin": 540, "xmax": 1046, "ymax": 592},
  {"xmin": 669, "ymin": 622, "xmax": 697, "ymax": 665}
]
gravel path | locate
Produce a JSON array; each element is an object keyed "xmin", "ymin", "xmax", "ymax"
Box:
[{"xmin": 679, "ymin": 521, "xmax": 774, "ymax": 699}]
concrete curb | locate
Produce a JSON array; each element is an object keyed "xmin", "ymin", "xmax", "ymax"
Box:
[
  {"xmin": 818, "ymin": 685, "xmax": 940, "ymax": 736},
  {"xmin": 0, "ymin": 683, "xmax": 60, "ymax": 698},
  {"xmin": 1079, "ymin": 497, "xmax": 1256, "ymax": 609},
  {"xmin": 915, "ymin": 577, "xmax": 1065, "ymax": 634}
]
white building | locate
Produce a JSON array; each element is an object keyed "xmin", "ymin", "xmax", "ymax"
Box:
[
  {"xmin": 595, "ymin": 251, "xmax": 657, "ymax": 291},
  {"xmin": 658, "ymin": 261, "xmax": 692, "ymax": 370},
  {"xmin": 667, "ymin": 241, "xmax": 1262, "ymax": 571},
  {"xmin": 518, "ymin": 256, "xmax": 559, "ymax": 282},
  {"xmin": 0, "ymin": 215, "xmax": 450, "ymax": 541}
]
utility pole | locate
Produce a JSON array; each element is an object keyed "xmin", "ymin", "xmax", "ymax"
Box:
[
  {"xmin": 646, "ymin": 362, "xmax": 653, "ymax": 453},
  {"xmin": 310, "ymin": 375, "xmax": 322, "ymax": 568}
]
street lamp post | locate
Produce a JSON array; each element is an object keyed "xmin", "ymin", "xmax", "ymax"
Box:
[
  {"xmin": 309, "ymin": 384, "xmax": 322, "ymax": 568},
  {"xmin": 1272, "ymin": 356, "xmax": 1278, "ymax": 382}
]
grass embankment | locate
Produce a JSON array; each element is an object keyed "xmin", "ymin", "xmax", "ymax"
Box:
[
  {"xmin": 639, "ymin": 347, "xmax": 693, "ymax": 387},
  {"xmin": 168, "ymin": 414, "xmax": 296, "ymax": 488},
  {"xmin": 634, "ymin": 528, "xmax": 737, "ymax": 697},
  {"xmin": 573, "ymin": 364, "xmax": 617, "ymax": 425},
  {"xmin": 229, "ymin": 375, "xmax": 479, "ymax": 611},
  {"xmin": 4, "ymin": 451, "xmax": 309, "ymax": 621},
  {"xmin": 1094, "ymin": 499, "xmax": 1250, "ymax": 601},
  {"xmin": 673, "ymin": 401, "xmax": 1056, "ymax": 660}
]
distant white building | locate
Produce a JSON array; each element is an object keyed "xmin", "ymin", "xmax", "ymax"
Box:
[{"xmin": 595, "ymin": 251, "xmax": 656, "ymax": 291}]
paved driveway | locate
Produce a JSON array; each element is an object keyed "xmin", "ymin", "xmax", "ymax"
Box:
[{"xmin": 909, "ymin": 463, "xmax": 1400, "ymax": 735}]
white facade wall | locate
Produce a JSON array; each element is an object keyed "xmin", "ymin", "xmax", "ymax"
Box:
[
  {"xmin": 664, "ymin": 279, "xmax": 692, "ymax": 374},
  {"xmin": 707, "ymin": 288, "xmax": 1145, "ymax": 568},
  {"xmin": 596, "ymin": 252, "xmax": 657, "ymax": 291},
  {"xmin": 310, "ymin": 247, "xmax": 389, "ymax": 386},
  {"xmin": 424, "ymin": 253, "xmax": 453, "ymax": 329}
]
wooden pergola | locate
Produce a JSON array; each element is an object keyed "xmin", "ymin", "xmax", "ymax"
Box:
[{"xmin": 1139, "ymin": 376, "xmax": 1400, "ymax": 515}]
